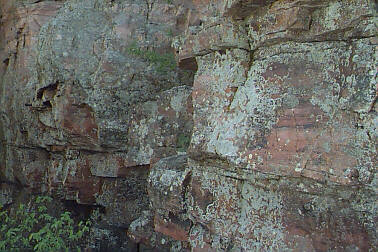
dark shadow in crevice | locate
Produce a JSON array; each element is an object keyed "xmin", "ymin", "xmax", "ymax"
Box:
[
  {"xmin": 43, "ymin": 100, "xmax": 52, "ymax": 108},
  {"xmin": 3, "ymin": 58, "xmax": 9, "ymax": 66},
  {"xmin": 178, "ymin": 57, "xmax": 198, "ymax": 72},
  {"xmin": 63, "ymin": 199, "xmax": 105, "ymax": 220},
  {"xmin": 36, "ymin": 82, "xmax": 58, "ymax": 99}
]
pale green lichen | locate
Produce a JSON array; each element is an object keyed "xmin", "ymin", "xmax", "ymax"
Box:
[{"xmin": 126, "ymin": 41, "xmax": 176, "ymax": 74}]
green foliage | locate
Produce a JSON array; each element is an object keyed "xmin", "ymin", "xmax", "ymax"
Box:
[
  {"xmin": 126, "ymin": 42, "xmax": 177, "ymax": 74},
  {"xmin": 166, "ymin": 28, "xmax": 174, "ymax": 38},
  {"xmin": 176, "ymin": 133, "xmax": 191, "ymax": 152},
  {"xmin": 0, "ymin": 196, "xmax": 93, "ymax": 251}
]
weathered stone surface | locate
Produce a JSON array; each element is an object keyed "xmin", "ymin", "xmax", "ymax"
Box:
[
  {"xmin": 148, "ymin": 154, "xmax": 190, "ymax": 214},
  {"xmin": 95, "ymin": 174, "xmax": 149, "ymax": 227},
  {"xmin": 145, "ymin": 154, "xmax": 193, "ymax": 248},
  {"xmin": 0, "ymin": 0, "xmax": 192, "ymax": 196},
  {"xmin": 246, "ymin": 0, "xmax": 377, "ymax": 50},
  {"xmin": 128, "ymin": 210, "xmax": 155, "ymax": 244},
  {"xmin": 1, "ymin": 0, "xmax": 377, "ymax": 251},
  {"xmin": 174, "ymin": 0, "xmax": 377, "ymax": 250},
  {"xmin": 222, "ymin": 0, "xmax": 275, "ymax": 19},
  {"xmin": 0, "ymin": 0, "xmax": 193, "ymax": 249},
  {"xmin": 189, "ymin": 39, "xmax": 376, "ymax": 186},
  {"xmin": 127, "ymin": 86, "xmax": 193, "ymax": 167},
  {"xmin": 183, "ymin": 1, "xmax": 377, "ymax": 187},
  {"xmin": 154, "ymin": 212, "xmax": 191, "ymax": 242},
  {"xmin": 47, "ymin": 149, "xmax": 103, "ymax": 204},
  {"xmin": 174, "ymin": 19, "xmax": 250, "ymax": 64},
  {"xmin": 128, "ymin": 209, "xmax": 191, "ymax": 251},
  {"xmin": 186, "ymin": 160, "xmax": 377, "ymax": 251},
  {"xmin": 0, "ymin": 183, "xmax": 16, "ymax": 206},
  {"xmin": 0, "ymin": 0, "xmax": 64, "ymax": 190}
]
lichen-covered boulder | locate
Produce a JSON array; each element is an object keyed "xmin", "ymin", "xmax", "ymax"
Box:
[
  {"xmin": 0, "ymin": 0, "xmax": 376, "ymax": 251},
  {"xmin": 174, "ymin": 0, "xmax": 377, "ymax": 250}
]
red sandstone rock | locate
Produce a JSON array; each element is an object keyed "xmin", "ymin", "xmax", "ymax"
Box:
[
  {"xmin": 0, "ymin": 0, "xmax": 376, "ymax": 251},
  {"xmin": 154, "ymin": 213, "xmax": 191, "ymax": 241}
]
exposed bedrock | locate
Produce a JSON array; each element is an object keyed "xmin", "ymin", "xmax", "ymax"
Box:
[{"xmin": 0, "ymin": 0, "xmax": 377, "ymax": 251}]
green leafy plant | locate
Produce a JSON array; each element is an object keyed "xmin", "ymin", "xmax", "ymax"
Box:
[
  {"xmin": 126, "ymin": 41, "xmax": 177, "ymax": 74},
  {"xmin": 166, "ymin": 28, "xmax": 174, "ymax": 38},
  {"xmin": 176, "ymin": 133, "xmax": 191, "ymax": 152},
  {"xmin": 0, "ymin": 195, "xmax": 93, "ymax": 251}
]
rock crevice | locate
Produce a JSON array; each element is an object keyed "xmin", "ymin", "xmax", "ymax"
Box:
[{"xmin": 0, "ymin": 0, "xmax": 376, "ymax": 251}]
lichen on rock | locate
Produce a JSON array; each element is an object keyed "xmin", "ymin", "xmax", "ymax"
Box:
[{"xmin": 0, "ymin": 0, "xmax": 377, "ymax": 251}]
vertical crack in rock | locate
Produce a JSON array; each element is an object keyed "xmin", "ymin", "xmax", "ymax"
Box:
[{"xmin": 0, "ymin": 0, "xmax": 377, "ymax": 250}]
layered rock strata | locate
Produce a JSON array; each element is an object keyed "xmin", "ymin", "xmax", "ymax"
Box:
[{"xmin": 0, "ymin": 0, "xmax": 377, "ymax": 251}]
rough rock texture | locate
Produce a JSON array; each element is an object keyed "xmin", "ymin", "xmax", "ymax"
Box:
[
  {"xmin": 0, "ymin": 0, "xmax": 193, "ymax": 249},
  {"xmin": 1, "ymin": 0, "xmax": 377, "ymax": 251}
]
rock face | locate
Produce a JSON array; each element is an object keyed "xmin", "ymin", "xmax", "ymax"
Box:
[{"xmin": 0, "ymin": 0, "xmax": 377, "ymax": 251}]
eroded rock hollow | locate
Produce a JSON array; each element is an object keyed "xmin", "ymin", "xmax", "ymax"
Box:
[{"xmin": 0, "ymin": 0, "xmax": 377, "ymax": 250}]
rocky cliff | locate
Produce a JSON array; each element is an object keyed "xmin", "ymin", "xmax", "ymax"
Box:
[{"xmin": 0, "ymin": 0, "xmax": 377, "ymax": 251}]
